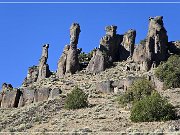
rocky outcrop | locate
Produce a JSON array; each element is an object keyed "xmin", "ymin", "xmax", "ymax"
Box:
[
  {"xmin": 168, "ymin": 41, "xmax": 180, "ymax": 55},
  {"xmin": 57, "ymin": 23, "xmax": 81, "ymax": 77},
  {"xmin": 121, "ymin": 29, "xmax": 136, "ymax": 59},
  {"xmin": 49, "ymin": 88, "xmax": 62, "ymax": 99},
  {"xmin": 86, "ymin": 49, "xmax": 107, "ymax": 73},
  {"xmin": 133, "ymin": 16, "xmax": 168, "ymax": 71},
  {"xmin": 87, "ymin": 25, "xmax": 124, "ymax": 73},
  {"xmin": 22, "ymin": 66, "xmax": 39, "ymax": 87},
  {"xmin": 37, "ymin": 44, "xmax": 51, "ymax": 81},
  {"xmin": 100, "ymin": 25, "xmax": 123, "ymax": 62},
  {"xmin": 23, "ymin": 44, "xmax": 51, "ymax": 86},
  {"xmin": 1, "ymin": 83, "xmax": 13, "ymax": 92},
  {"xmin": 96, "ymin": 80, "xmax": 113, "ymax": 93}
]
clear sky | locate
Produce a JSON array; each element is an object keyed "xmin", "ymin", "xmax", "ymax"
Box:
[{"xmin": 0, "ymin": 2, "xmax": 180, "ymax": 88}]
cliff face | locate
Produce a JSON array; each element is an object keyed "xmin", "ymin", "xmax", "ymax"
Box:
[{"xmin": 0, "ymin": 16, "xmax": 179, "ymax": 109}]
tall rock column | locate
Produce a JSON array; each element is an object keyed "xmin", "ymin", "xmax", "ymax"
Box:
[
  {"xmin": 146, "ymin": 16, "xmax": 168, "ymax": 63},
  {"xmin": 66, "ymin": 23, "xmax": 81, "ymax": 74},
  {"xmin": 57, "ymin": 23, "xmax": 81, "ymax": 77},
  {"xmin": 37, "ymin": 44, "xmax": 51, "ymax": 81},
  {"xmin": 133, "ymin": 16, "xmax": 168, "ymax": 71}
]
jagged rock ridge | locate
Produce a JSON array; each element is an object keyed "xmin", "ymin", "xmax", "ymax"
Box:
[{"xmin": 0, "ymin": 16, "xmax": 180, "ymax": 109}]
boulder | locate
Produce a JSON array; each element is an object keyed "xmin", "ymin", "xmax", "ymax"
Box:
[
  {"xmin": 86, "ymin": 49, "xmax": 107, "ymax": 73},
  {"xmin": 1, "ymin": 89, "xmax": 21, "ymax": 108},
  {"xmin": 96, "ymin": 80, "xmax": 113, "ymax": 93},
  {"xmin": 34, "ymin": 88, "xmax": 51, "ymax": 102},
  {"xmin": 49, "ymin": 88, "xmax": 62, "ymax": 99}
]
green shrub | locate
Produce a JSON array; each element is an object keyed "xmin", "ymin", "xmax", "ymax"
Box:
[
  {"xmin": 155, "ymin": 55, "xmax": 180, "ymax": 88},
  {"xmin": 65, "ymin": 86, "xmax": 88, "ymax": 110},
  {"xmin": 139, "ymin": 38, "xmax": 146, "ymax": 45},
  {"xmin": 118, "ymin": 78, "xmax": 154, "ymax": 105},
  {"xmin": 130, "ymin": 92, "xmax": 176, "ymax": 122},
  {"xmin": 79, "ymin": 51, "xmax": 93, "ymax": 63}
]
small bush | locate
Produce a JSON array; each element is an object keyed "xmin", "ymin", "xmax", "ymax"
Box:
[
  {"xmin": 118, "ymin": 78, "xmax": 154, "ymax": 105},
  {"xmin": 65, "ymin": 86, "xmax": 88, "ymax": 110},
  {"xmin": 130, "ymin": 92, "xmax": 176, "ymax": 122},
  {"xmin": 155, "ymin": 55, "xmax": 180, "ymax": 88},
  {"xmin": 139, "ymin": 38, "xmax": 146, "ymax": 45}
]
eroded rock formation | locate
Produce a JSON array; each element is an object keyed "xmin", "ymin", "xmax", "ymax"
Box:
[
  {"xmin": 133, "ymin": 16, "xmax": 168, "ymax": 71},
  {"xmin": 121, "ymin": 29, "xmax": 136, "ymax": 58},
  {"xmin": 100, "ymin": 25, "xmax": 123, "ymax": 62},
  {"xmin": 1, "ymin": 16, "xmax": 180, "ymax": 109},
  {"xmin": 23, "ymin": 44, "xmax": 51, "ymax": 86}
]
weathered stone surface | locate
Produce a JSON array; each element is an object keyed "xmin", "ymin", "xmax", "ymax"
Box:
[
  {"xmin": 121, "ymin": 29, "xmax": 136, "ymax": 58},
  {"xmin": 96, "ymin": 80, "xmax": 113, "ymax": 93},
  {"xmin": 70, "ymin": 23, "xmax": 81, "ymax": 46},
  {"xmin": 1, "ymin": 89, "xmax": 21, "ymax": 108},
  {"xmin": 49, "ymin": 88, "xmax": 62, "ymax": 99},
  {"xmin": 86, "ymin": 49, "xmax": 107, "ymax": 73},
  {"xmin": 100, "ymin": 25, "xmax": 123, "ymax": 62},
  {"xmin": 57, "ymin": 45, "xmax": 70, "ymax": 78},
  {"xmin": 34, "ymin": 88, "xmax": 50, "ymax": 102},
  {"xmin": 37, "ymin": 44, "xmax": 51, "ymax": 81},
  {"xmin": 66, "ymin": 45, "xmax": 79, "ymax": 74},
  {"xmin": 18, "ymin": 89, "xmax": 35, "ymax": 107},
  {"xmin": 22, "ymin": 66, "xmax": 39, "ymax": 86},
  {"xmin": 1, "ymin": 83, "xmax": 13, "ymax": 92}
]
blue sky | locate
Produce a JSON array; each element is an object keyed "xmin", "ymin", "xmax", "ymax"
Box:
[{"xmin": 0, "ymin": 2, "xmax": 180, "ymax": 88}]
